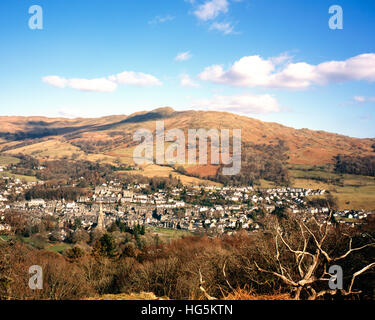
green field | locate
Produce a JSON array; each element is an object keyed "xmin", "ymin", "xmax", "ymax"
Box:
[
  {"xmin": 288, "ymin": 165, "xmax": 375, "ymax": 211},
  {"xmin": 335, "ymin": 217, "xmax": 359, "ymax": 224},
  {"xmin": 46, "ymin": 243, "xmax": 72, "ymax": 254},
  {"xmin": 17, "ymin": 236, "xmax": 48, "ymax": 249},
  {"xmin": 4, "ymin": 235, "xmax": 69, "ymax": 253},
  {"xmin": 258, "ymin": 179, "xmax": 277, "ymax": 188},
  {"xmin": 146, "ymin": 226, "xmax": 193, "ymax": 240},
  {"xmin": 0, "ymin": 170, "xmax": 38, "ymax": 182},
  {"xmin": 289, "ymin": 169, "xmax": 340, "ymax": 181},
  {"xmin": 0, "ymin": 155, "xmax": 20, "ymax": 166}
]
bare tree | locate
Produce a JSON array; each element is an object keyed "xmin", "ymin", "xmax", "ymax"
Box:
[
  {"xmin": 198, "ymin": 268, "xmax": 217, "ymax": 300},
  {"xmin": 254, "ymin": 213, "xmax": 375, "ymax": 300}
]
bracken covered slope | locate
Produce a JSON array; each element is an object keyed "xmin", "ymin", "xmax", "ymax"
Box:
[{"xmin": 1, "ymin": 107, "xmax": 374, "ymax": 166}]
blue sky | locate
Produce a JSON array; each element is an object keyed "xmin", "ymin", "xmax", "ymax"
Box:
[{"xmin": 0, "ymin": 0, "xmax": 375, "ymax": 138}]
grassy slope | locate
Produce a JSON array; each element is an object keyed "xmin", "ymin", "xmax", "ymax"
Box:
[
  {"xmin": 0, "ymin": 171, "xmax": 38, "ymax": 182},
  {"xmin": 1, "ymin": 108, "xmax": 374, "ymax": 166},
  {"xmin": 2, "ymin": 235, "xmax": 72, "ymax": 253},
  {"xmin": 146, "ymin": 226, "xmax": 193, "ymax": 241},
  {"xmin": 123, "ymin": 164, "xmax": 222, "ymax": 187},
  {"xmin": 0, "ymin": 155, "xmax": 20, "ymax": 166},
  {"xmin": 288, "ymin": 165, "xmax": 375, "ymax": 211},
  {"xmin": 5, "ymin": 139, "xmax": 85, "ymax": 160},
  {"xmin": 46, "ymin": 243, "xmax": 72, "ymax": 254}
]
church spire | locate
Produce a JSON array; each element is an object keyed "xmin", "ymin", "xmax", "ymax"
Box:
[{"xmin": 97, "ymin": 202, "xmax": 105, "ymax": 231}]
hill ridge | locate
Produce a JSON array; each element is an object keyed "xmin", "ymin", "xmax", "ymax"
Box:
[{"xmin": 0, "ymin": 107, "xmax": 374, "ymax": 165}]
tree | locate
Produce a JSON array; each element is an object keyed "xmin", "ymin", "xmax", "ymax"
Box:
[
  {"xmin": 108, "ymin": 222, "xmax": 120, "ymax": 233},
  {"xmin": 65, "ymin": 246, "xmax": 84, "ymax": 260},
  {"xmin": 271, "ymin": 205, "xmax": 288, "ymax": 220},
  {"xmin": 72, "ymin": 218, "xmax": 82, "ymax": 231},
  {"xmin": 140, "ymin": 225, "xmax": 146, "ymax": 235},
  {"xmin": 89, "ymin": 229, "xmax": 103, "ymax": 245},
  {"xmin": 96, "ymin": 233, "xmax": 117, "ymax": 258},
  {"xmin": 308, "ymin": 195, "xmax": 338, "ymax": 211},
  {"xmin": 253, "ymin": 213, "xmax": 375, "ymax": 300},
  {"xmin": 121, "ymin": 242, "xmax": 137, "ymax": 258},
  {"xmin": 71, "ymin": 230, "xmax": 90, "ymax": 244},
  {"xmin": 49, "ymin": 230, "xmax": 61, "ymax": 242}
]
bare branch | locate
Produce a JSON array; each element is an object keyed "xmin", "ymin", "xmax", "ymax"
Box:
[
  {"xmin": 254, "ymin": 261, "xmax": 298, "ymax": 287},
  {"xmin": 277, "ymin": 228, "xmax": 314, "ymax": 259},
  {"xmin": 302, "ymin": 220, "xmax": 332, "ymax": 262},
  {"xmin": 222, "ymin": 261, "xmax": 235, "ymax": 292},
  {"xmin": 198, "ymin": 268, "xmax": 217, "ymax": 300},
  {"xmin": 348, "ymin": 262, "xmax": 375, "ymax": 293},
  {"xmin": 296, "ymin": 222, "xmax": 308, "ymax": 278},
  {"xmin": 334, "ymin": 240, "xmax": 375, "ymax": 261},
  {"xmin": 275, "ymin": 234, "xmax": 285, "ymax": 276}
]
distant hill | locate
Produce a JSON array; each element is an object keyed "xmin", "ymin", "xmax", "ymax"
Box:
[{"xmin": 1, "ymin": 107, "xmax": 374, "ymax": 175}]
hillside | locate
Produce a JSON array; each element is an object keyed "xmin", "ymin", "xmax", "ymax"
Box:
[{"xmin": 1, "ymin": 108, "xmax": 374, "ymax": 181}]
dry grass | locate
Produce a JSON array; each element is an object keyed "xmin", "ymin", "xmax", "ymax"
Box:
[
  {"xmin": 257, "ymin": 179, "xmax": 277, "ymax": 189},
  {"xmin": 224, "ymin": 288, "xmax": 292, "ymax": 300},
  {"xmin": 5, "ymin": 139, "xmax": 84, "ymax": 159},
  {"xmin": 106, "ymin": 145, "xmax": 136, "ymax": 164},
  {"xmin": 4, "ymin": 138, "xmax": 122, "ymax": 166},
  {"xmin": 87, "ymin": 289, "xmax": 292, "ymax": 301},
  {"xmin": 86, "ymin": 292, "xmax": 169, "ymax": 300},
  {"xmin": 126, "ymin": 164, "xmax": 222, "ymax": 187},
  {"xmin": 0, "ymin": 155, "xmax": 20, "ymax": 166},
  {"xmin": 0, "ymin": 171, "xmax": 38, "ymax": 182},
  {"xmin": 290, "ymin": 168, "xmax": 375, "ymax": 211},
  {"xmin": 184, "ymin": 164, "xmax": 220, "ymax": 177},
  {"xmin": 1, "ymin": 108, "xmax": 374, "ymax": 166}
]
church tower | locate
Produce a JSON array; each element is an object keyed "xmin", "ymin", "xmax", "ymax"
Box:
[{"xmin": 97, "ymin": 202, "xmax": 105, "ymax": 231}]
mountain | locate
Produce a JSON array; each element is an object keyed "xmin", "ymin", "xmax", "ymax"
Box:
[{"xmin": 1, "ymin": 107, "xmax": 374, "ymax": 170}]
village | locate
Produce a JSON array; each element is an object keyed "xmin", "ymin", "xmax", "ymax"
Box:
[{"xmin": 0, "ymin": 172, "xmax": 373, "ymax": 239}]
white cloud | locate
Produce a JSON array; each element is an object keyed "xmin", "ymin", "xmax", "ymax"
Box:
[
  {"xmin": 194, "ymin": 0, "xmax": 229, "ymax": 21},
  {"xmin": 209, "ymin": 22, "xmax": 234, "ymax": 35},
  {"xmin": 149, "ymin": 15, "xmax": 175, "ymax": 24},
  {"xmin": 43, "ymin": 71, "xmax": 162, "ymax": 92},
  {"xmin": 192, "ymin": 93, "xmax": 281, "ymax": 114},
  {"xmin": 269, "ymin": 52, "xmax": 294, "ymax": 66},
  {"xmin": 341, "ymin": 95, "xmax": 375, "ymax": 106},
  {"xmin": 43, "ymin": 76, "xmax": 117, "ymax": 92},
  {"xmin": 42, "ymin": 76, "xmax": 68, "ymax": 89},
  {"xmin": 354, "ymin": 96, "xmax": 366, "ymax": 103},
  {"xmin": 198, "ymin": 53, "xmax": 375, "ymax": 89},
  {"xmin": 175, "ymin": 51, "xmax": 193, "ymax": 62},
  {"xmin": 188, "ymin": 0, "xmax": 238, "ymax": 35},
  {"xmin": 353, "ymin": 96, "xmax": 375, "ymax": 103},
  {"xmin": 68, "ymin": 78, "xmax": 118, "ymax": 92},
  {"xmin": 108, "ymin": 71, "xmax": 162, "ymax": 87},
  {"xmin": 180, "ymin": 74, "xmax": 200, "ymax": 87}
]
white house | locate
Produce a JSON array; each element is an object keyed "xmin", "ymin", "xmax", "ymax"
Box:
[{"xmin": 28, "ymin": 199, "xmax": 46, "ymax": 207}]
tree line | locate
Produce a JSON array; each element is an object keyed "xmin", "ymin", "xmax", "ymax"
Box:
[{"xmin": 334, "ymin": 154, "xmax": 375, "ymax": 177}]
